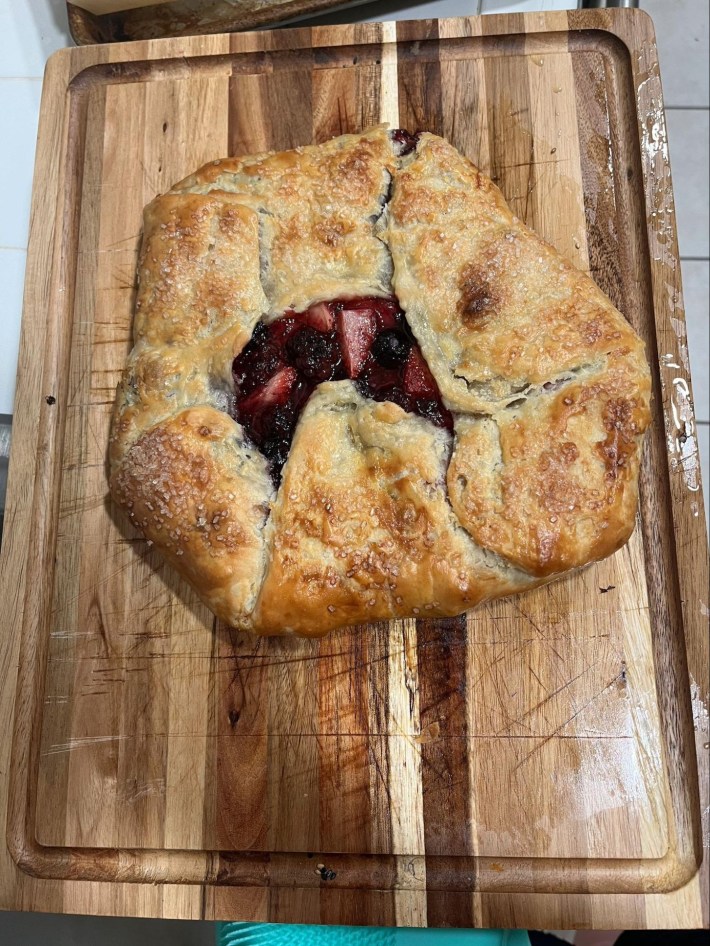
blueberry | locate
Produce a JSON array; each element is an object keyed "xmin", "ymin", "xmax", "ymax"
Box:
[{"xmin": 371, "ymin": 330, "xmax": 411, "ymax": 368}]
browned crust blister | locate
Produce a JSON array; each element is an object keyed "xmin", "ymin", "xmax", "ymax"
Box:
[{"xmin": 109, "ymin": 126, "xmax": 651, "ymax": 636}]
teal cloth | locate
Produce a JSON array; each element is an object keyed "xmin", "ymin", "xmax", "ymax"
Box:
[{"xmin": 217, "ymin": 923, "xmax": 531, "ymax": 945}]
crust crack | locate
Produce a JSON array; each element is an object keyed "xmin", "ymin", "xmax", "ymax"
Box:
[{"xmin": 451, "ymin": 361, "xmax": 601, "ymax": 414}]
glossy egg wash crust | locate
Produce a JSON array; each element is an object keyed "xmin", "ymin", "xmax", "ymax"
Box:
[{"xmin": 109, "ymin": 126, "xmax": 652, "ymax": 637}]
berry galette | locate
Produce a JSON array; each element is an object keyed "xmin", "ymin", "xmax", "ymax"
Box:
[{"xmin": 109, "ymin": 126, "xmax": 651, "ymax": 637}]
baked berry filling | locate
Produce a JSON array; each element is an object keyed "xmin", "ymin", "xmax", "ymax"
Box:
[
  {"xmin": 392, "ymin": 129, "xmax": 420, "ymax": 155},
  {"xmin": 232, "ymin": 297, "xmax": 452, "ymax": 482}
]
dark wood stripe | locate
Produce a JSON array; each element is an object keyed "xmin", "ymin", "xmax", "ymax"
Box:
[
  {"xmin": 320, "ymin": 888, "xmax": 397, "ymax": 926},
  {"xmin": 318, "ymin": 627, "xmax": 374, "ymax": 855},
  {"xmin": 312, "ymin": 25, "xmax": 383, "ymax": 139},
  {"xmin": 396, "ymin": 19, "xmax": 443, "ymax": 136},
  {"xmin": 426, "ymin": 891, "xmax": 477, "ymax": 928},
  {"xmin": 212, "ymin": 627, "xmax": 269, "ymax": 851},
  {"xmin": 440, "ymin": 54, "xmax": 489, "ymax": 169},
  {"xmin": 482, "ymin": 14, "xmax": 535, "ymax": 229},
  {"xmin": 357, "ymin": 66, "xmax": 384, "ymax": 132},
  {"xmin": 416, "ymin": 617, "xmax": 471, "ymax": 856},
  {"xmin": 229, "ymin": 31, "xmax": 314, "ymax": 154},
  {"xmin": 416, "ymin": 616, "xmax": 475, "ymax": 925},
  {"xmin": 571, "ymin": 49, "xmax": 625, "ymax": 310},
  {"xmin": 268, "ymin": 887, "xmax": 320, "ymax": 923},
  {"xmin": 395, "ymin": 31, "xmax": 471, "ymax": 928}
]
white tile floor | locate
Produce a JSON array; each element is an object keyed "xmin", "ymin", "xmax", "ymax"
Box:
[{"xmin": 0, "ymin": 0, "xmax": 707, "ymax": 940}]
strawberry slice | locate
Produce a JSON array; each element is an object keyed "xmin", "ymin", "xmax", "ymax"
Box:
[
  {"xmin": 303, "ymin": 301, "xmax": 335, "ymax": 332},
  {"xmin": 403, "ymin": 349, "xmax": 438, "ymax": 398},
  {"xmin": 336, "ymin": 308, "xmax": 377, "ymax": 378},
  {"xmin": 361, "ymin": 361, "xmax": 399, "ymax": 394},
  {"xmin": 334, "ymin": 296, "xmax": 400, "ymax": 332},
  {"xmin": 371, "ymin": 298, "xmax": 400, "ymax": 332},
  {"xmin": 238, "ymin": 365, "xmax": 298, "ymax": 418}
]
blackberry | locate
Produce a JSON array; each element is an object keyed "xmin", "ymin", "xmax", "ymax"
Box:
[{"xmin": 286, "ymin": 327, "xmax": 341, "ymax": 381}]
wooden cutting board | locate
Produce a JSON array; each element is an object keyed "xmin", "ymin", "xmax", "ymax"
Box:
[{"xmin": 0, "ymin": 8, "xmax": 707, "ymax": 930}]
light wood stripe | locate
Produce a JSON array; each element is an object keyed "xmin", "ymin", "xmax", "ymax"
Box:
[
  {"xmin": 386, "ymin": 621, "xmax": 426, "ymax": 924},
  {"xmin": 524, "ymin": 19, "xmax": 590, "ymax": 269},
  {"xmin": 380, "ymin": 22, "xmax": 399, "ymax": 127},
  {"xmin": 32, "ymin": 83, "xmax": 107, "ymax": 851}
]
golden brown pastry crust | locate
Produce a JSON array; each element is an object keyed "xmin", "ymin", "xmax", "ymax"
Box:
[
  {"xmin": 109, "ymin": 126, "xmax": 651, "ymax": 636},
  {"xmin": 252, "ymin": 384, "xmax": 534, "ymax": 636},
  {"xmin": 112, "ymin": 407, "xmax": 274, "ymax": 624},
  {"xmin": 170, "ymin": 128, "xmax": 397, "ymax": 314}
]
